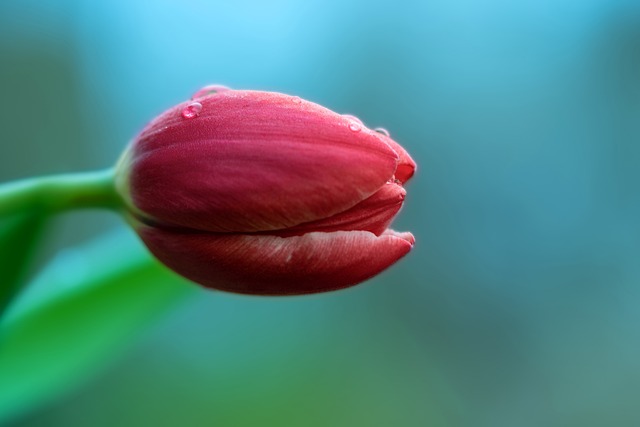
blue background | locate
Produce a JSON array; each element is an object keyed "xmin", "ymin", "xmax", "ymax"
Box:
[{"xmin": 1, "ymin": 0, "xmax": 640, "ymax": 426}]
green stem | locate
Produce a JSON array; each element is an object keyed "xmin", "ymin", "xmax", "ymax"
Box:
[
  {"xmin": 0, "ymin": 169, "xmax": 121, "ymax": 316},
  {"xmin": 0, "ymin": 169, "xmax": 121, "ymax": 217}
]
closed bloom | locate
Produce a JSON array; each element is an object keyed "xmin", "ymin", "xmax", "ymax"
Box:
[{"xmin": 116, "ymin": 87, "xmax": 416, "ymax": 295}]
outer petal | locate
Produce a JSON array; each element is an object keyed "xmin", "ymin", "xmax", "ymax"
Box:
[
  {"xmin": 138, "ymin": 227, "xmax": 415, "ymax": 295},
  {"xmin": 278, "ymin": 182, "xmax": 406, "ymax": 237},
  {"xmin": 124, "ymin": 90, "xmax": 399, "ymax": 233}
]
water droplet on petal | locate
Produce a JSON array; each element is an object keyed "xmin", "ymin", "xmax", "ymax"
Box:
[
  {"xmin": 374, "ymin": 127, "xmax": 390, "ymax": 137},
  {"xmin": 181, "ymin": 102, "xmax": 203, "ymax": 119},
  {"xmin": 191, "ymin": 84, "xmax": 231, "ymax": 99},
  {"xmin": 292, "ymin": 96, "xmax": 302, "ymax": 104},
  {"xmin": 348, "ymin": 122, "xmax": 362, "ymax": 132},
  {"xmin": 343, "ymin": 114, "xmax": 363, "ymax": 125}
]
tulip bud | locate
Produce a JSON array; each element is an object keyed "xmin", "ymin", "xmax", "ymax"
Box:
[{"xmin": 116, "ymin": 87, "xmax": 416, "ymax": 295}]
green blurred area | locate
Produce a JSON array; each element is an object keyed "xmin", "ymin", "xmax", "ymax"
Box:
[{"xmin": 1, "ymin": 0, "xmax": 640, "ymax": 426}]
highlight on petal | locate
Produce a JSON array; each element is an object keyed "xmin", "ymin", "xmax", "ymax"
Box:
[
  {"xmin": 126, "ymin": 90, "xmax": 400, "ymax": 233},
  {"xmin": 138, "ymin": 227, "xmax": 415, "ymax": 295}
]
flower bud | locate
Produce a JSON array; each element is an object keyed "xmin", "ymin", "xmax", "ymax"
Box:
[{"xmin": 116, "ymin": 87, "xmax": 416, "ymax": 295}]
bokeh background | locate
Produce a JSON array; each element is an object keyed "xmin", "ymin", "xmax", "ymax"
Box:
[{"xmin": 1, "ymin": 0, "xmax": 640, "ymax": 426}]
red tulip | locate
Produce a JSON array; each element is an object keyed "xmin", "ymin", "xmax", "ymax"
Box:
[{"xmin": 116, "ymin": 87, "xmax": 416, "ymax": 295}]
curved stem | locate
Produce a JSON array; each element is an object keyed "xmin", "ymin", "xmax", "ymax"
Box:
[{"xmin": 0, "ymin": 169, "xmax": 121, "ymax": 217}]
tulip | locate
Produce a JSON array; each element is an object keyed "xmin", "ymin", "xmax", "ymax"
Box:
[{"xmin": 116, "ymin": 87, "xmax": 416, "ymax": 295}]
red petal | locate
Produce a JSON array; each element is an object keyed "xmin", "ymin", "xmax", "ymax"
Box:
[
  {"xmin": 127, "ymin": 91, "xmax": 399, "ymax": 233},
  {"xmin": 138, "ymin": 227, "xmax": 415, "ymax": 295},
  {"xmin": 278, "ymin": 182, "xmax": 406, "ymax": 237},
  {"xmin": 375, "ymin": 133, "xmax": 416, "ymax": 183}
]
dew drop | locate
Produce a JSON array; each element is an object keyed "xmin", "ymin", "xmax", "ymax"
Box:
[
  {"xmin": 181, "ymin": 102, "xmax": 203, "ymax": 119},
  {"xmin": 292, "ymin": 96, "xmax": 302, "ymax": 104},
  {"xmin": 374, "ymin": 127, "xmax": 390, "ymax": 137},
  {"xmin": 342, "ymin": 114, "xmax": 363, "ymax": 125},
  {"xmin": 348, "ymin": 122, "xmax": 362, "ymax": 132},
  {"xmin": 191, "ymin": 84, "xmax": 231, "ymax": 99}
]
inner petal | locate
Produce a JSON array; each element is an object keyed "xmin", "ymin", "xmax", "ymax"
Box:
[{"xmin": 272, "ymin": 182, "xmax": 406, "ymax": 237}]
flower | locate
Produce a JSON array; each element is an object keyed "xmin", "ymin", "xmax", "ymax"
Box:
[{"xmin": 116, "ymin": 87, "xmax": 416, "ymax": 295}]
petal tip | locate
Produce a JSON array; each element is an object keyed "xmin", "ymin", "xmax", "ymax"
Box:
[{"xmin": 384, "ymin": 230, "xmax": 416, "ymax": 246}]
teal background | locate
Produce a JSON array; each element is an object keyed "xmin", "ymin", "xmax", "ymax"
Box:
[{"xmin": 1, "ymin": 0, "xmax": 640, "ymax": 426}]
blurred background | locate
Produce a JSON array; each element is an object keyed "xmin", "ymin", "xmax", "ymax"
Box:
[{"xmin": 1, "ymin": 0, "xmax": 640, "ymax": 426}]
